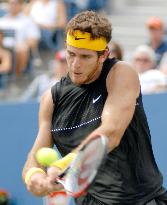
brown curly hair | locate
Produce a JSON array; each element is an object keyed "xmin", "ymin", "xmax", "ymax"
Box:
[{"xmin": 66, "ymin": 10, "xmax": 112, "ymax": 43}]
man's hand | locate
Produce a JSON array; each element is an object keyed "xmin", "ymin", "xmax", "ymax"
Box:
[
  {"xmin": 46, "ymin": 166, "xmax": 64, "ymax": 193},
  {"xmin": 26, "ymin": 172, "xmax": 48, "ymax": 196},
  {"xmin": 26, "ymin": 167, "xmax": 63, "ymax": 196}
]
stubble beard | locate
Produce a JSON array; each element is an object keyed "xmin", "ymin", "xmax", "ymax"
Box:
[{"xmin": 71, "ymin": 61, "xmax": 102, "ymax": 85}]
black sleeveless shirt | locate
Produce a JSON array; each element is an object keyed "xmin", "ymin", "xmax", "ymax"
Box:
[{"xmin": 51, "ymin": 58, "xmax": 164, "ymax": 204}]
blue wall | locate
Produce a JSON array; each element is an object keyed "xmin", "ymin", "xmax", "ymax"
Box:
[
  {"xmin": 0, "ymin": 102, "xmax": 42, "ymax": 205},
  {"xmin": 0, "ymin": 92, "xmax": 167, "ymax": 204},
  {"xmin": 143, "ymin": 93, "xmax": 167, "ymax": 187}
]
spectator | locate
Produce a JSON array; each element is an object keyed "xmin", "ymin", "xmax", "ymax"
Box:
[
  {"xmin": 64, "ymin": 0, "xmax": 108, "ymax": 21},
  {"xmin": 85, "ymin": 0, "xmax": 107, "ymax": 12},
  {"xmin": 0, "ymin": 2, "xmax": 8, "ymax": 17},
  {"xmin": 131, "ymin": 45, "xmax": 167, "ymax": 94},
  {"xmin": 132, "ymin": 44, "xmax": 156, "ymax": 74},
  {"xmin": 0, "ymin": 0, "xmax": 40, "ymax": 75},
  {"xmin": 27, "ymin": 0, "xmax": 67, "ymax": 51},
  {"xmin": 64, "ymin": 0, "xmax": 83, "ymax": 20},
  {"xmin": 159, "ymin": 52, "xmax": 167, "ymax": 77},
  {"xmin": 23, "ymin": 0, "xmax": 35, "ymax": 15},
  {"xmin": 0, "ymin": 30, "xmax": 12, "ymax": 88},
  {"xmin": 109, "ymin": 41, "xmax": 123, "ymax": 60},
  {"xmin": 20, "ymin": 49, "xmax": 67, "ymax": 101},
  {"xmin": 146, "ymin": 16, "xmax": 167, "ymax": 66}
]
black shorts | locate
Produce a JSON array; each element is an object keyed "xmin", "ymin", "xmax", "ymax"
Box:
[
  {"xmin": 145, "ymin": 191, "xmax": 167, "ymax": 205},
  {"xmin": 75, "ymin": 193, "xmax": 105, "ymax": 205},
  {"xmin": 75, "ymin": 191, "xmax": 167, "ymax": 205},
  {"xmin": 145, "ymin": 199, "xmax": 167, "ymax": 205}
]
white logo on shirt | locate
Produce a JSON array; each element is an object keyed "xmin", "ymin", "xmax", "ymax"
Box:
[
  {"xmin": 93, "ymin": 95, "xmax": 102, "ymax": 104},
  {"xmin": 136, "ymin": 102, "xmax": 139, "ymax": 106}
]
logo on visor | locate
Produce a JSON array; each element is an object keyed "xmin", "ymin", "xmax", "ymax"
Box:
[{"xmin": 75, "ymin": 37, "xmax": 86, "ymax": 40}]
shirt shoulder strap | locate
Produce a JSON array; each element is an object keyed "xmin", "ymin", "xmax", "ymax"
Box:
[{"xmin": 51, "ymin": 81, "xmax": 61, "ymax": 104}]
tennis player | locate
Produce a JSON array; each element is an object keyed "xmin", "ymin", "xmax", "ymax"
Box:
[{"xmin": 22, "ymin": 10, "xmax": 167, "ymax": 204}]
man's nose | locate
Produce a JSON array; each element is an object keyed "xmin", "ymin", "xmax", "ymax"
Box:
[{"xmin": 72, "ymin": 57, "xmax": 81, "ymax": 69}]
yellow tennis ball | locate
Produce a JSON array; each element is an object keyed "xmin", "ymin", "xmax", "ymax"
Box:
[{"xmin": 36, "ymin": 147, "xmax": 59, "ymax": 166}]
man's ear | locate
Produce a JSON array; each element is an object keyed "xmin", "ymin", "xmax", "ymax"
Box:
[
  {"xmin": 64, "ymin": 40, "xmax": 67, "ymax": 48},
  {"xmin": 99, "ymin": 47, "xmax": 110, "ymax": 63}
]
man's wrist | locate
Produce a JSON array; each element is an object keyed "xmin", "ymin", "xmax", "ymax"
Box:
[
  {"xmin": 51, "ymin": 152, "xmax": 77, "ymax": 170},
  {"xmin": 24, "ymin": 167, "xmax": 46, "ymax": 185}
]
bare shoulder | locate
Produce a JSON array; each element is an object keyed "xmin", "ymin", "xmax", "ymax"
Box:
[
  {"xmin": 39, "ymin": 89, "xmax": 54, "ymax": 117},
  {"xmin": 40, "ymin": 88, "xmax": 53, "ymax": 104},
  {"xmin": 107, "ymin": 61, "xmax": 140, "ymax": 97},
  {"xmin": 109, "ymin": 61, "xmax": 139, "ymax": 78}
]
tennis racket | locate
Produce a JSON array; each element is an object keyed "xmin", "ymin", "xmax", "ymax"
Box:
[{"xmin": 54, "ymin": 135, "xmax": 108, "ymax": 198}]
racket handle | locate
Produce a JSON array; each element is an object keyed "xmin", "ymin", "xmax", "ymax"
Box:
[{"xmin": 50, "ymin": 152, "xmax": 77, "ymax": 170}]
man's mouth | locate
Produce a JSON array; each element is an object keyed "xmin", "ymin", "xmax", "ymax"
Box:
[{"xmin": 73, "ymin": 72, "xmax": 82, "ymax": 76}]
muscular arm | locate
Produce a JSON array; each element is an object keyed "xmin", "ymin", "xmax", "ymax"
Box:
[
  {"xmin": 22, "ymin": 89, "xmax": 54, "ymax": 180},
  {"xmin": 82, "ymin": 61, "xmax": 140, "ymax": 152}
]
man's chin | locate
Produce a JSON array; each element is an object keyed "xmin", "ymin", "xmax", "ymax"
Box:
[
  {"xmin": 71, "ymin": 80, "xmax": 83, "ymax": 86},
  {"xmin": 71, "ymin": 76, "xmax": 84, "ymax": 85}
]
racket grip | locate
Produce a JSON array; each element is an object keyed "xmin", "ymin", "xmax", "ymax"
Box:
[{"xmin": 50, "ymin": 152, "xmax": 77, "ymax": 170}]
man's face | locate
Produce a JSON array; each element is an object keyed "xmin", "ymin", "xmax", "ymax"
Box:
[
  {"xmin": 133, "ymin": 53, "xmax": 155, "ymax": 73},
  {"xmin": 148, "ymin": 28, "xmax": 164, "ymax": 43},
  {"xmin": 66, "ymin": 45, "xmax": 103, "ymax": 85},
  {"xmin": 8, "ymin": 0, "xmax": 22, "ymax": 16}
]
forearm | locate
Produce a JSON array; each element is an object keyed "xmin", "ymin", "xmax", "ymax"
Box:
[
  {"xmin": 99, "ymin": 109, "xmax": 134, "ymax": 151},
  {"xmin": 22, "ymin": 149, "xmax": 45, "ymax": 182},
  {"xmin": 22, "ymin": 130, "xmax": 54, "ymax": 181},
  {"xmin": 88, "ymin": 124, "xmax": 121, "ymax": 153},
  {"xmin": 80, "ymin": 109, "xmax": 133, "ymax": 153}
]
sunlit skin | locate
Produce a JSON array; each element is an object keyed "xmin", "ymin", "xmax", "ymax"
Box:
[{"xmin": 66, "ymin": 45, "xmax": 108, "ymax": 85}]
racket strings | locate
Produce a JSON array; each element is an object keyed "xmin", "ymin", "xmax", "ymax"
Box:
[{"xmin": 62, "ymin": 135, "xmax": 108, "ymax": 197}]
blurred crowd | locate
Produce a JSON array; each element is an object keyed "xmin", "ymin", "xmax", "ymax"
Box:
[
  {"xmin": 0, "ymin": 0, "xmax": 108, "ymax": 101},
  {"xmin": 0, "ymin": 0, "xmax": 167, "ymax": 103}
]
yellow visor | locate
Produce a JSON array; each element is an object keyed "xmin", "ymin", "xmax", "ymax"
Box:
[{"xmin": 66, "ymin": 30, "xmax": 107, "ymax": 51}]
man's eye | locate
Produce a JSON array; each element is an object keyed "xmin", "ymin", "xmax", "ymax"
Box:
[
  {"xmin": 83, "ymin": 55, "xmax": 91, "ymax": 59},
  {"xmin": 68, "ymin": 53, "xmax": 75, "ymax": 57}
]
